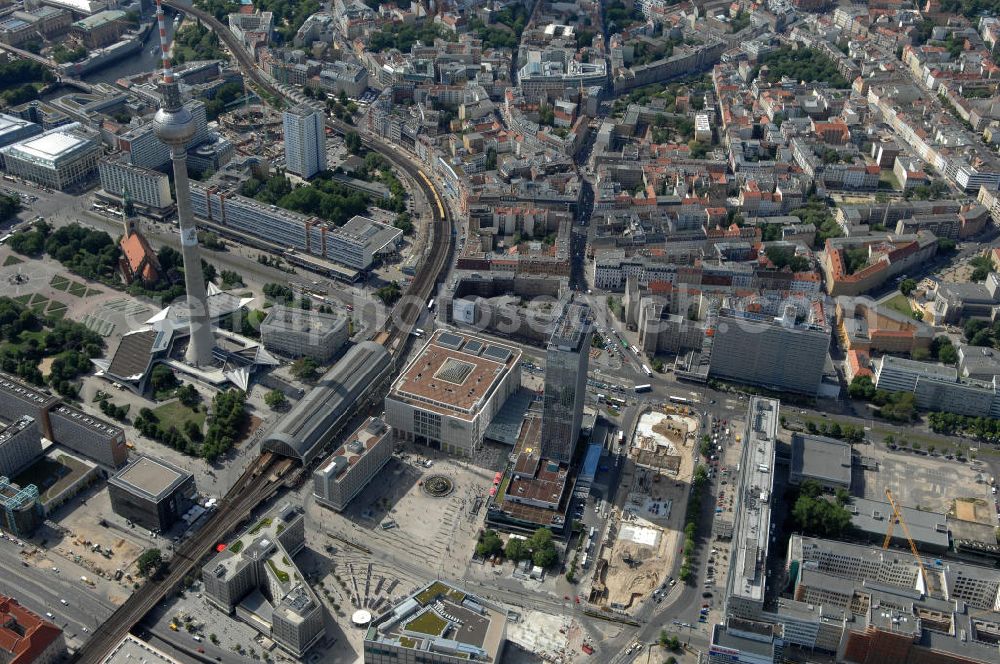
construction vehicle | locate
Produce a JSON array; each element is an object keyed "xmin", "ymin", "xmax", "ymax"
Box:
[
  {"xmin": 882, "ymin": 489, "xmax": 929, "ymax": 590},
  {"xmin": 169, "ymin": 623, "xmax": 178, "ymax": 631}
]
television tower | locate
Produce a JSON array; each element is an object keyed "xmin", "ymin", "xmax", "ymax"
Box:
[{"xmin": 152, "ymin": 0, "xmax": 214, "ymax": 367}]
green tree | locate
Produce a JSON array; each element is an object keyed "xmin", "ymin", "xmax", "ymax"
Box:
[
  {"xmin": 184, "ymin": 420, "xmax": 202, "ymax": 442},
  {"xmin": 527, "ymin": 528, "xmax": 559, "ymax": 568},
  {"xmin": 476, "ymin": 530, "xmax": 504, "ymax": 558},
  {"xmin": 791, "ymin": 480, "xmax": 853, "ymax": 537},
  {"xmin": 374, "ymin": 282, "xmax": 402, "ymax": 306},
  {"xmin": 939, "ymin": 343, "xmax": 958, "ymax": 365},
  {"xmin": 150, "ymin": 365, "xmax": 178, "ymax": 394},
  {"xmin": 291, "ymin": 357, "xmax": 319, "ymax": 381},
  {"xmin": 137, "ymin": 548, "xmax": 163, "ymax": 577},
  {"xmin": 200, "ymin": 389, "xmax": 247, "ymax": 462},
  {"xmin": 177, "ymin": 383, "xmax": 200, "ymax": 408},
  {"xmin": 899, "ymin": 278, "xmax": 917, "ymax": 296},
  {"xmin": 848, "ymin": 375, "xmax": 876, "ymax": 400},
  {"xmin": 504, "ymin": 538, "xmax": 528, "ymax": 560},
  {"xmin": 265, "ymin": 389, "xmax": 287, "ymax": 408},
  {"xmin": 345, "ymin": 131, "xmax": 362, "ymax": 155}
]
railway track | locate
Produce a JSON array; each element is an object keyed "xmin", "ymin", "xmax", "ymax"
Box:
[
  {"xmin": 74, "ymin": 454, "xmax": 281, "ymax": 663},
  {"xmin": 75, "ymin": 5, "xmax": 454, "ymax": 661},
  {"xmin": 166, "ymin": 0, "xmax": 452, "ymax": 356}
]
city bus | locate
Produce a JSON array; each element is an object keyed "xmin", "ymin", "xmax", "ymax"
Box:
[
  {"xmin": 669, "ymin": 395, "xmax": 691, "ymax": 405},
  {"xmin": 641, "ymin": 364, "xmax": 653, "ymax": 377},
  {"xmin": 634, "ymin": 384, "xmax": 651, "ymax": 393},
  {"xmin": 427, "ymin": 298, "xmax": 435, "ymax": 311}
]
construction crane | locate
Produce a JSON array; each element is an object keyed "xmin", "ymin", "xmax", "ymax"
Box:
[{"xmin": 883, "ymin": 488, "xmax": 929, "ymax": 591}]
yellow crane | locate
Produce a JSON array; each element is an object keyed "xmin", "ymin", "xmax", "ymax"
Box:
[{"xmin": 882, "ymin": 488, "xmax": 929, "ymax": 590}]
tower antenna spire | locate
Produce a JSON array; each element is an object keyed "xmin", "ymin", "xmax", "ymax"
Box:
[
  {"xmin": 154, "ymin": 0, "xmax": 174, "ymax": 85},
  {"xmin": 152, "ymin": 0, "xmax": 215, "ymax": 367}
]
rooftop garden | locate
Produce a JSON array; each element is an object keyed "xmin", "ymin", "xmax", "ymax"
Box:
[
  {"xmin": 267, "ymin": 558, "xmax": 290, "ymax": 584},
  {"xmin": 415, "ymin": 581, "xmax": 450, "ymax": 606},
  {"xmin": 404, "ymin": 609, "xmax": 448, "ymax": 637},
  {"xmin": 229, "ymin": 540, "xmax": 244, "ymax": 554},
  {"xmin": 248, "ymin": 517, "xmax": 272, "ymax": 535}
]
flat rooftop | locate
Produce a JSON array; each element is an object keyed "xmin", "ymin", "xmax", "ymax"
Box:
[
  {"xmin": 508, "ymin": 447, "xmax": 568, "ymax": 508},
  {"xmin": 389, "ymin": 330, "xmax": 520, "ymax": 420},
  {"xmin": 101, "ymin": 635, "xmax": 183, "ymax": 664},
  {"xmin": 8, "ymin": 130, "xmax": 89, "ymax": 163},
  {"xmin": 492, "ymin": 416, "xmax": 570, "ymax": 528},
  {"xmin": 332, "ymin": 215, "xmax": 403, "ymax": 253},
  {"xmin": 109, "ymin": 456, "xmax": 191, "ymax": 501},
  {"xmin": 315, "ymin": 417, "xmax": 389, "ymax": 484},
  {"xmin": 712, "ymin": 623, "xmax": 775, "ymax": 658},
  {"xmin": 850, "ymin": 497, "xmax": 950, "ymax": 550},
  {"xmin": 790, "ymin": 433, "xmax": 852, "ymax": 487},
  {"xmin": 367, "ymin": 581, "xmax": 505, "ymax": 663},
  {"xmin": 260, "ymin": 304, "xmax": 346, "ymax": 336},
  {"xmin": 548, "ymin": 301, "xmax": 591, "ymax": 352},
  {"xmin": 727, "ymin": 397, "xmax": 777, "ymax": 607}
]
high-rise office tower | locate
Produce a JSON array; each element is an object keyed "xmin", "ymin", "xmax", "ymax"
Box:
[
  {"xmin": 540, "ymin": 301, "xmax": 593, "ymax": 463},
  {"xmin": 152, "ymin": 0, "xmax": 214, "ymax": 367},
  {"xmin": 283, "ymin": 105, "xmax": 326, "ymax": 178}
]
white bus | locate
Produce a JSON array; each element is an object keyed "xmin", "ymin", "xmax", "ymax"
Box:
[
  {"xmin": 669, "ymin": 395, "xmax": 691, "ymax": 405},
  {"xmin": 641, "ymin": 364, "xmax": 653, "ymax": 377},
  {"xmin": 634, "ymin": 384, "xmax": 651, "ymax": 393},
  {"xmin": 427, "ymin": 298, "xmax": 435, "ymax": 311}
]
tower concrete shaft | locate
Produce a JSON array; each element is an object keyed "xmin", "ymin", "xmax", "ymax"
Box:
[
  {"xmin": 170, "ymin": 139, "xmax": 215, "ymax": 367},
  {"xmin": 152, "ymin": 0, "xmax": 214, "ymax": 367}
]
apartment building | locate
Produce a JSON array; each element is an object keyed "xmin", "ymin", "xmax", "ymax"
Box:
[
  {"xmin": 283, "ymin": 105, "xmax": 326, "ymax": 179},
  {"xmin": 313, "ymin": 417, "xmax": 392, "ymax": 511},
  {"xmin": 48, "ymin": 405, "xmax": 127, "ymax": 469},
  {"xmin": 709, "ymin": 307, "xmax": 830, "ymax": 396},
  {"xmin": 725, "ymin": 397, "xmax": 778, "ymax": 621},
  {"xmin": 0, "ymin": 416, "xmax": 41, "ymax": 478},
  {"xmin": 98, "ymin": 155, "xmax": 173, "ymax": 211},
  {"xmin": 873, "ymin": 354, "xmax": 1000, "ymax": 418}
]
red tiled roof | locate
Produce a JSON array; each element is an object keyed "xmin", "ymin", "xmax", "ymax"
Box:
[
  {"xmin": 0, "ymin": 596, "xmax": 62, "ymax": 664},
  {"xmin": 120, "ymin": 231, "xmax": 159, "ymax": 283}
]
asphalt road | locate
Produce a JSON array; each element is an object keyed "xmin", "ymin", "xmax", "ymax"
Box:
[{"xmin": 0, "ymin": 539, "xmax": 115, "ymax": 647}]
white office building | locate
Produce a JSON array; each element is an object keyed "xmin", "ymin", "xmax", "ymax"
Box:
[
  {"xmin": 283, "ymin": 105, "xmax": 326, "ymax": 178},
  {"xmin": 386, "ymin": 331, "xmax": 522, "ymax": 457},
  {"xmin": 0, "ymin": 123, "xmax": 101, "ymax": 190},
  {"xmin": 328, "ymin": 215, "xmax": 403, "ymax": 270},
  {"xmin": 98, "ymin": 155, "xmax": 173, "ymax": 210},
  {"xmin": 117, "ymin": 101, "xmax": 209, "ymax": 170}
]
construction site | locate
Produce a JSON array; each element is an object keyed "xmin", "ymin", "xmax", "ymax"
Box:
[{"xmin": 586, "ymin": 407, "xmax": 698, "ymax": 611}]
